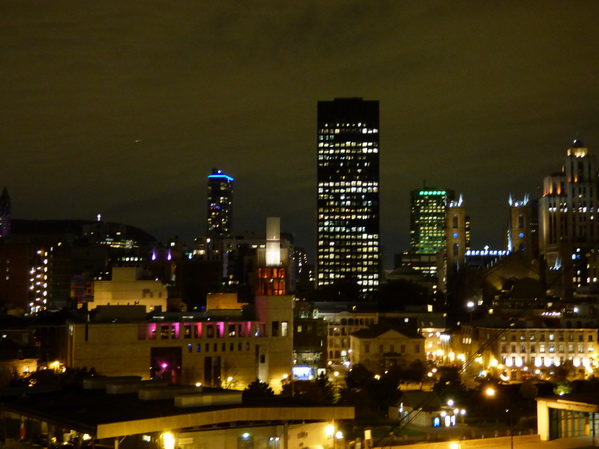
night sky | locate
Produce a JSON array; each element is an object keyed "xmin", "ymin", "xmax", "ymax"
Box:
[{"xmin": 2, "ymin": 2, "xmax": 599, "ymax": 267}]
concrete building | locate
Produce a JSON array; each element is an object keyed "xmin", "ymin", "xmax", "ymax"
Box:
[
  {"xmin": 317, "ymin": 97, "xmax": 381, "ymax": 295},
  {"xmin": 90, "ymin": 267, "xmax": 167, "ymax": 312},
  {"xmin": 537, "ymin": 392, "xmax": 599, "ymax": 441},
  {"xmin": 66, "ymin": 293, "xmax": 293, "ymax": 392}
]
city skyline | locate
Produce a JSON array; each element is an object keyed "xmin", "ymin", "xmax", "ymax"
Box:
[{"xmin": 2, "ymin": 2, "xmax": 599, "ymax": 265}]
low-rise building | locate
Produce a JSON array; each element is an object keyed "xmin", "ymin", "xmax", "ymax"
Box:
[
  {"xmin": 350, "ymin": 324, "xmax": 425, "ymax": 373},
  {"xmin": 0, "ymin": 378, "xmax": 354, "ymax": 449},
  {"xmin": 66, "ymin": 295, "xmax": 293, "ymax": 393},
  {"xmin": 457, "ymin": 318, "xmax": 599, "ymax": 381}
]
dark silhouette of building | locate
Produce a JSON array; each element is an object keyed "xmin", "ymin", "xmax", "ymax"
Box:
[
  {"xmin": 316, "ymin": 98, "xmax": 380, "ymax": 296},
  {"xmin": 0, "ymin": 188, "xmax": 10, "ymax": 238}
]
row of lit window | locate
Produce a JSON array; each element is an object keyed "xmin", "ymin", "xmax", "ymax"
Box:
[
  {"xmin": 319, "ymin": 205, "xmax": 374, "ymax": 213},
  {"xmin": 320, "ymin": 247, "xmax": 378, "ymax": 253},
  {"xmin": 319, "ymin": 127, "xmax": 378, "ymax": 134},
  {"xmin": 500, "ymin": 332, "xmax": 593, "ymax": 342},
  {"xmin": 318, "ymin": 140, "xmax": 376, "ymax": 147},
  {"xmin": 318, "ymin": 269, "xmax": 379, "ymax": 275},
  {"xmin": 318, "ymin": 236, "xmax": 378, "ymax": 242},
  {"xmin": 318, "ymin": 181, "xmax": 378, "ymax": 188},
  {"xmin": 320, "ymin": 122, "xmax": 372, "ymax": 129},
  {"xmin": 501, "ymin": 344, "xmax": 592, "ymax": 354}
]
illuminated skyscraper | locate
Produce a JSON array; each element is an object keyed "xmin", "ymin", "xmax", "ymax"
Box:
[
  {"xmin": 410, "ymin": 188, "xmax": 455, "ymax": 254},
  {"xmin": 317, "ymin": 98, "xmax": 380, "ymax": 294},
  {"xmin": 206, "ymin": 169, "xmax": 233, "ymax": 238},
  {"xmin": 539, "ymin": 140, "xmax": 599, "ymax": 296}
]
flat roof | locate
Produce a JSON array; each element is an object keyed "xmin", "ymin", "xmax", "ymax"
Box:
[
  {"xmin": 0, "ymin": 386, "xmax": 354, "ymax": 439},
  {"xmin": 537, "ymin": 392, "xmax": 599, "ymax": 413}
]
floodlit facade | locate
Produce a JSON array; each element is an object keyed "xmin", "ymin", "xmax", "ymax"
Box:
[
  {"xmin": 206, "ymin": 168, "xmax": 233, "ymax": 238},
  {"xmin": 66, "ymin": 295, "xmax": 294, "ymax": 392},
  {"xmin": 458, "ymin": 321, "xmax": 599, "ymax": 381},
  {"xmin": 317, "ymin": 98, "xmax": 380, "ymax": 295},
  {"xmin": 91, "ymin": 267, "xmax": 167, "ymax": 312},
  {"xmin": 350, "ymin": 324, "xmax": 426, "ymax": 373},
  {"xmin": 539, "ymin": 140, "xmax": 599, "ymax": 295}
]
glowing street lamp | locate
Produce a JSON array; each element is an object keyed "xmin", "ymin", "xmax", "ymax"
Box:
[{"xmin": 485, "ymin": 386, "xmax": 496, "ymax": 397}]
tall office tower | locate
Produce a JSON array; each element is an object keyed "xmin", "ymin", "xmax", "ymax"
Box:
[
  {"xmin": 410, "ymin": 188, "xmax": 455, "ymax": 254},
  {"xmin": 539, "ymin": 140, "xmax": 599, "ymax": 296},
  {"xmin": 206, "ymin": 169, "xmax": 234, "ymax": 238},
  {"xmin": 508, "ymin": 194, "xmax": 537, "ymax": 259},
  {"xmin": 445, "ymin": 195, "xmax": 469, "ymax": 271},
  {"xmin": 317, "ymin": 98, "xmax": 380, "ymax": 295},
  {"xmin": 0, "ymin": 187, "xmax": 10, "ymax": 238}
]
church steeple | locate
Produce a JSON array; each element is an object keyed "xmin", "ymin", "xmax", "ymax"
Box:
[{"xmin": 0, "ymin": 187, "xmax": 11, "ymax": 238}]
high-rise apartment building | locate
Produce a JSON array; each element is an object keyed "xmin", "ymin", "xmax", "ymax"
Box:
[
  {"xmin": 539, "ymin": 140, "xmax": 599, "ymax": 296},
  {"xmin": 316, "ymin": 98, "xmax": 380, "ymax": 294},
  {"xmin": 410, "ymin": 188, "xmax": 455, "ymax": 254},
  {"xmin": 206, "ymin": 169, "xmax": 234, "ymax": 238}
]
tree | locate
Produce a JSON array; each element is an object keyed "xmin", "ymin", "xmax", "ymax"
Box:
[
  {"xmin": 221, "ymin": 359, "xmax": 239, "ymax": 389},
  {"xmin": 345, "ymin": 364, "xmax": 374, "ymax": 390},
  {"xmin": 243, "ymin": 379, "xmax": 274, "ymax": 398},
  {"xmin": 519, "ymin": 380, "xmax": 538, "ymax": 399},
  {"xmin": 433, "ymin": 366, "xmax": 467, "ymax": 403},
  {"xmin": 401, "ymin": 360, "xmax": 427, "ymax": 386},
  {"xmin": 553, "ymin": 380, "xmax": 574, "ymax": 396},
  {"xmin": 281, "ymin": 374, "xmax": 337, "ymax": 404}
]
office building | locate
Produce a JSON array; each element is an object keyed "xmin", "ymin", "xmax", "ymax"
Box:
[
  {"xmin": 316, "ymin": 98, "xmax": 380, "ymax": 295},
  {"xmin": 539, "ymin": 140, "xmax": 599, "ymax": 296},
  {"xmin": 206, "ymin": 169, "xmax": 233, "ymax": 238},
  {"xmin": 410, "ymin": 188, "xmax": 455, "ymax": 254}
]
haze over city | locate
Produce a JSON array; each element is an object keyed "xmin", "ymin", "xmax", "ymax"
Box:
[{"xmin": 2, "ymin": 2, "xmax": 599, "ymax": 266}]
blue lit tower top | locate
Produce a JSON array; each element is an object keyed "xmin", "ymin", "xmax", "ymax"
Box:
[
  {"xmin": 317, "ymin": 98, "xmax": 380, "ymax": 295},
  {"xmin": 207, "ymin": 169, "xmax": 234, "ymax": 238},
  {"xmin": 0, "ymin": 187, "xmax": 10, "ymax": 238}
]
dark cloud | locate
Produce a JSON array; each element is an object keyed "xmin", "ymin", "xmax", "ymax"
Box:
[{"xmin": 2, "ymin": 1, "xmax": 599, "ymax": 265}]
